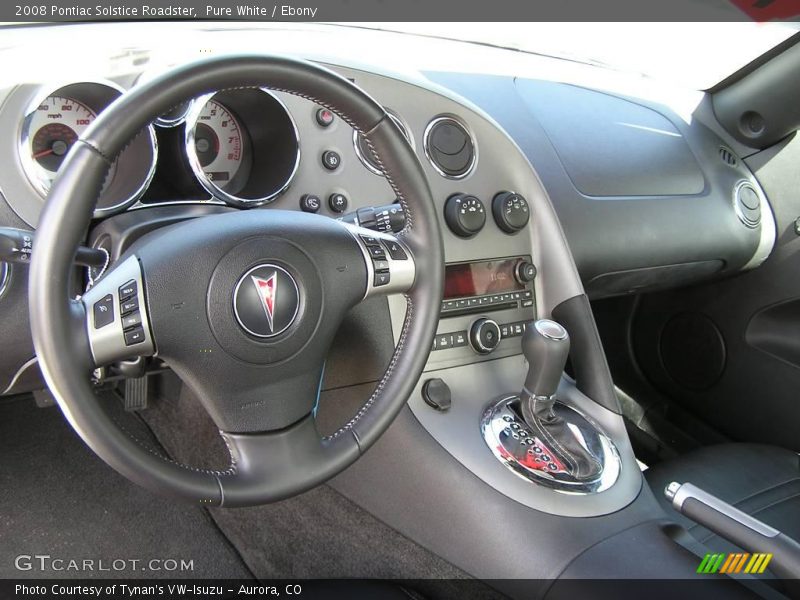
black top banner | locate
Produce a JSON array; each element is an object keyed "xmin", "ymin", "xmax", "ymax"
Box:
[{"xmin": 1, "ymin": 0, "xmax": 800, "ymax": 23}]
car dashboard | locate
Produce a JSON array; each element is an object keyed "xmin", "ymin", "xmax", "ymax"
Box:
[{"xmin": 0, "ymin": 22, "xmax": 774, "ymax": 439}]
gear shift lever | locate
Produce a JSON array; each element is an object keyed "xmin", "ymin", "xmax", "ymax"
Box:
[
  {"xmin": 519, "ymin": 320, "xmax": 603, "ymax": 481},
  {"xmin": 521, "ymin": 320, "xmax": 571, "ymax": 398}
]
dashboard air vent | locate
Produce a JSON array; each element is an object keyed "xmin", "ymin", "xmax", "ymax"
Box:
[
  {"xmin": 424, "ymin": 116, "xmax": 476, "ymax": 179},
  {"xmin": 719, "ymin": 146, "xmax": 738, "ymax": 167}
]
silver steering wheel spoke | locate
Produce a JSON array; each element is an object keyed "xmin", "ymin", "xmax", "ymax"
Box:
[
  {"xmin": 80, "ymin": 255, "xmax": 155, "ymax": 367},
  {"xmin": 342, "ymin": 223, "xmax": 416, "ymax": 299}
]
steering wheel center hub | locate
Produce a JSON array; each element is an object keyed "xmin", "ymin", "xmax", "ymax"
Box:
[{"xmin": 233, "ymin": 264, "xmax": 301, "ymax": 338}]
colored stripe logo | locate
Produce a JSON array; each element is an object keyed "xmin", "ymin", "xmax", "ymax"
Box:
[{"xmin": 697, "ymin": 553, "xmax": 773, "ymax": 574}]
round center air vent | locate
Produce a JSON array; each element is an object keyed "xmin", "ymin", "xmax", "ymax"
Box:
[
  {"xmin": 733, "ymin": 181, "xmax": 762, "ymax": 228},
  {"xmin": 353, "ymin": 112, "xmax": 411, "ymax": 176},
  {"xmin": 424, "ymin": 116, "xmax": 476, "ymax": 179}
]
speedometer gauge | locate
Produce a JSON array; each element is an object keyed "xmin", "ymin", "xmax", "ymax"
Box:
[
  {"xmin": 192, "ymin": 99, "xmax": 244, "ymax": 188},
  {"xmin": 18, "ymin": 81, "xmax": 158, "ymax": 218},
  {"xmin": 22, "ymin": 95, "xmax": 116, "ymax": 194}
]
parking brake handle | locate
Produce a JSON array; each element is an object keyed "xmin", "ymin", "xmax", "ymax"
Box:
[{"xmin": 666, "ymin": 481, "xmax": 800, "ymax": 580}]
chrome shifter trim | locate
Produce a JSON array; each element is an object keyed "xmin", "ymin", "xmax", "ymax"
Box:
[{"xmin": 481, "ymin": 395, "xmax": 621, "ymax": 494}]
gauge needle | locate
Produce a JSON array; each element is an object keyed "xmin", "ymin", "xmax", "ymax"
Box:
[{"xmin": 31, "ymin": 148, "xmax": 54, "ymax": 159}]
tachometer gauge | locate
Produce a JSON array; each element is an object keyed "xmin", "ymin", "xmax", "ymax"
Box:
[
  {"xmin": 192, "ymin": 99, "xmax": 244, "ymax": 188},
  {"xmin": 22, "ymin": 96, "xmax": 116, "ymax": 194},
  {"xmin": 185, "ymin": 88, "xmax": 299, "ymax": 208}
]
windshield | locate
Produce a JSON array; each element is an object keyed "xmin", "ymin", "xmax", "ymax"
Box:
[{"xmin": 347, "ymin": 22, "xmax": 798, "ymax": 89}]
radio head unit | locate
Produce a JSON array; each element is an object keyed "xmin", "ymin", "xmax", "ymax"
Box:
[{"xmin": 441, "ymin": 256, "xmax": 535, "ymax": 318}]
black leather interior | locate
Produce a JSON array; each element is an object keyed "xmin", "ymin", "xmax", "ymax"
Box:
[{"xmin": 646, "ymin": 444, "xmax": 800, "ymax": 549}]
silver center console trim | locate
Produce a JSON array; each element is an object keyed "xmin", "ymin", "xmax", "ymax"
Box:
[{"xmin": 481, "ymin": 395, "xmax": 621, "ymax": 495}]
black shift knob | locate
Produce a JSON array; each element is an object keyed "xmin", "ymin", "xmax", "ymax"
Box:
[{"xmin": 522, "ymin": 319, "xmax": 570, "ymax": 398}]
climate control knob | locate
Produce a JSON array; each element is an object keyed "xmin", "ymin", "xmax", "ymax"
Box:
[
  {"xmin": 444, "ymin": 194, "xmax": 486, "ymax": 238},
  {"xmin": 470, "ymin": 318, "xmax": 502, "ymax": 354},
  {"xmin": 492, "ymin": 192, "xmax": 530, "ymax": 233}
]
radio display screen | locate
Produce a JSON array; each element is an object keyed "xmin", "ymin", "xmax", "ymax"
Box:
[{"xmin": 444, "ymin": 259, "xmax": 524, "ymax": 299}]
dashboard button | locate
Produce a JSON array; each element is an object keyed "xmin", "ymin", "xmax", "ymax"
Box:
[
  {"xmin": 321, "ymin": 150, "xmax": 341, "ymax": 171},
  {"xmin": 93, "ymin": 294, "xmax": 114, "ymax": 329},
  {"xmin": 328, "ymin": 192, "xmax": 348, "ymax": 213},
  {"xmin": 453, "ymin": 331, "xmax": 468, "ymax": 347},
  {"xmin": 436, "ymin": 333, "xmax": 454, "ymax": 349},
  {"xmin": 315, "ymin": 108, "xmax": 335, "ymax": 127},
  {"xmin": 300, "ymin": 194, "xmax": 321, "ymax": 213}
]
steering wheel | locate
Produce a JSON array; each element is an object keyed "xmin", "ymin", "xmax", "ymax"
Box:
[{"xmin": 28, "ymin": 55, "xmax": 444, "ymax": 507}]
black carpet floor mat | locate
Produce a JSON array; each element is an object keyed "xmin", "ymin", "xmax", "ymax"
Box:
[{"xmin": 0, "ymin": 395, "xmax": 252, "ymax": 579}]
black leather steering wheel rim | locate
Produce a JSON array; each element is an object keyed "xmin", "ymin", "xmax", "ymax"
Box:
[{"xmin": 28, "ymin": 55, "xmax": 444, "ymax": 507}]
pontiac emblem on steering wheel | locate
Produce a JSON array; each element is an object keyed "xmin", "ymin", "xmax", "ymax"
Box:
[
  {"xmin": 233, "ymin": 264, "xmax": 299, "ymax": 338},
  {"xmin": 251, "ymin": 272, "xmax": 277, "ymax": 332}
]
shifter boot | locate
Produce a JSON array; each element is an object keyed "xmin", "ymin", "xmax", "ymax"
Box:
[{"xmin": 520, "ymin": 392, "xmax": 603, "ymax": 481}]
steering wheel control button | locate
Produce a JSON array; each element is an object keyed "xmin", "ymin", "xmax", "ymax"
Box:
[
  {"xmin": 233, "ymin": 264, "xmax": 300, "ymax": 338},
  {"xmin": 422, "ymin": 378, "xmax": 452, "ymax": 412},
  {"xmin": 300, "ymin": 194, "xmax": 321, "ymax": 213},
  {"xmin": 444, "ymin": 194, "xmax": 486, "ymax": 238},
  {"xmin": 372, "ymin": 259, "xmax": 390, "ymax": 273},
  {"xmin": 328, "ymin": 192, "xmax": 348, "ymax": 213},
  {"xmin": 119, "ymin": 280, "xmax": 137, "ymax": 301},
  {"xmin": 368, "ymin": 245, "xmax": 387, "ymax": 260},
  {"xmin": 93, "ymin": 294, "xmax": 115, "ymax": 329},
  {"xmin": 315, "ymin": 108, "xmax": 335, "ymax": 128},
  {"xmin": 121, "ymin": 311, "xmax": 142, "ymax": 330},
  {"xmin": 470, "ymin": 318, "xmax": 501, "ymax": 354},
  {"xmin": 124, "ymin": 326, "xmax": 145, "ymax": 346},
  {"xmin": 359, "ymin": 234, "xmax": 380, "ymax": 247},
  {"xmin": 321, "ymin": 150, "xmax": 341, "ymax": 171},
  {"xmin": 120, "ymin": 297, "xmax": 139, "ymax": 316},
  {"xmin": 382, "ymin": 239, "xmax": 408, "ymax": 260},
  {"xmin": 374, "ymin": 271, "xmax": 391, "ymax": 287},
  {"xmin": 493, "ymin": 192, "xmax": 530, "ymax": 233}
]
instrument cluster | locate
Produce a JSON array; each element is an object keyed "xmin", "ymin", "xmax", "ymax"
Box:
[
  {"xmin": 16, "ymin": 80, "xmax": 302, "ymax": 218},
  {"xmin": 11, "ymin": 74, "xmax": 484, "ymax": 224}
]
